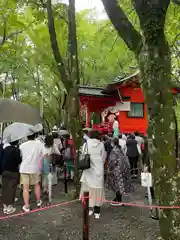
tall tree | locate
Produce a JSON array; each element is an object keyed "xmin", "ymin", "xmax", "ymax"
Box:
[
  {"xmin": 46, "ymin": 0, "xmax": 82, "ymax": 195},
  {"xmin": 101, "ymin": 0, "xmax": 180, "ymax": 239}
]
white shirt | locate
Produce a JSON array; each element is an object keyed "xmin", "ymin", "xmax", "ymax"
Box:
[
  {"xmin": 19, "ymin": 140, "xmax": 44, "ymax": 173},
  {"xmin": 42, "ymin": 146, "xmax": 52, "ymax": 156},
  {"xmin": 119, "ymin": 138, "xmax": 127, "ymax": 154},
  {"xmin": 135, "ymin": 136, "xmax": 144, "ymax": 147},
  {"xmin": 83, "ymin": 134, "xmax": 90, "ymax": 141},
  {"xmin": 43, "ymin": 144, "xmax": 60, "ymax": 155},
  {"xmin": 113, "ymin": 120, "xmax": 119, "ymax": 130},
  {"xmin": 122, "ymin": 134, "xmax": 127, "ymax": 141},
  {"xmin": 54, "ymin": 138, "xmax": 62, "ymax": 151},
  {"xmin": 135, "ymin": 136, "xmax": 143, "ymax": 155}
]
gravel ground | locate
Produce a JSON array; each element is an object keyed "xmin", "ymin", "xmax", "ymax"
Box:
[{"xmin": 0, "ymin": 181, "xmax": 160, "ymax": 240}]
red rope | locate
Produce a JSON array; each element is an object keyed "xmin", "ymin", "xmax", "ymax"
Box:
[{"xmin": 0, "ymin": 197, "xmax": 180, "ymax": 221}]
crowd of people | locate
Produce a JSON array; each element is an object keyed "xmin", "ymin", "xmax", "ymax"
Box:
[
  {"xmin": 80, "ymin": 130, "xmax": 148, "ymax": 219},
  {"xmin": 0, "ymin": 127, "xmax": 69, "ymax": 215},
  {"xmin": 0, "ymin": 125, "xmax": 149, "ymax": 219}
]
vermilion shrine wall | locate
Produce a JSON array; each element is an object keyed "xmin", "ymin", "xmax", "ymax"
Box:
[
  {"xmin": 80, "ymin": 84, "xmax": 179, "ymax": 134},
  {"xmin": 118, "ymin": 86, "xmax": 148, "ymax": 134}
]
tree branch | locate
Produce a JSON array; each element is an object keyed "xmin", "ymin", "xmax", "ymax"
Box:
[
  {"xmin": 0, "ymin": 21, "xmax": 7, "ymax": 46},
  {"xmin": 170, "ymin": 33, "xmax": 180, "ymax": 47},
  {"xmin": 0, "ymin": 20, "xmax": 34, "ymax": 48},
  {"xmin": 172, "ymin": 0, "xmax": 180, "ymax": 5},
  {"xmin": 132, "ymin": 0, "xmax": 170, "ymax": 28},
  {"xmin": 109, "ymin": 35, "xmax": 118, "ymax": 52},
  {"xmin": 46, "ymin": 0, "xmax": 69, "ymax": 87},
  {"xmin": 57, "ymin": 13, "xmax": 68, "ymax": 24},
  {"xmin": 101, "ymin": 0, "xmax": 142, "ymax": 55},
  {"xmin": 132, "ymin": 0, "xmax": 170, "ymax": 44}
]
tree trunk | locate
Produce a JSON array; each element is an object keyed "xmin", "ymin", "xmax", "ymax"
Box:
[
  {"xmin": 46, "ymin": 0, "xmax": 82, "ymax": 197},
  {"xmin": 67, "ymin": 0, "xmax": 82, "ymax": 197},
  {"xmin": 66, "ymin": 87, "xmax": 82, "ymax": 197},
  {"xmin": 101, "ymin": 0, "xmax": 180, "ymax": 239},
  {"xmin": 136, "ymin": 4, "xmax": 180, "ymax": 238}
]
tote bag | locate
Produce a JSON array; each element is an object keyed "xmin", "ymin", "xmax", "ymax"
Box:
[{"xmin": 79, "ymin": 143, "xmax": 90, "ymax": 170}]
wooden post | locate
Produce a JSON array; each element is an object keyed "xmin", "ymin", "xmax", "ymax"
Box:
[
  {"xmin": 82, "ymin": 192, "xmax": 89, "ymax": 240},
  {"xmin": 64, "ymin": 161, "xmax": 68, "ymax": 194}
]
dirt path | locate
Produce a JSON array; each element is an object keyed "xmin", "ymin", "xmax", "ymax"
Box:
[{"xmin": 0, "ymin": 182, "xmax": 160, "ymax": 240}]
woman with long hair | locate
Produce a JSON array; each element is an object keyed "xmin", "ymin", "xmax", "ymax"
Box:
[
  {"xmin": 42, "ymin": 135, "xmax": 60, "ymax": 195},
  {"xmin": 107, "ymin": 138, "xmax": 132, "ymax": 206}
]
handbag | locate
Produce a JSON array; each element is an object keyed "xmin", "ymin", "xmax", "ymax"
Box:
[
  {"xmin": 79, "ymin": 143, "xmax": 90, "ymax": 170},
  {"xmin": 141, "ymin": 172, "xmax": 152, "ymax": 187}
]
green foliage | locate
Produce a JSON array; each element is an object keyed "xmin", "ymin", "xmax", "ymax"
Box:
[
  {"xmin": 175, "ymin": 102, "xmax": 180, "ymax": 130},
  {"xmin": 165, "ymin": 2, "xmax": 180, "ymax": 85},
  {"xmin": 77, "ymin": 10, "xmax": 136, "ymax": 86},
  {"xmin": 0, "ymin": 0, "xmax": 179, "ymax": 128}
]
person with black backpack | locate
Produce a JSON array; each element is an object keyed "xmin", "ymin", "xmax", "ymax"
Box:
[{"xmin": 1, "ymin": 140, "xmax": 22, "ymax": 214}]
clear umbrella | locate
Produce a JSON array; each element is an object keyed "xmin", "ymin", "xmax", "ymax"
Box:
[{"xmin": 3, "ymin": 122, "xmax": 43, "ymax": 142}]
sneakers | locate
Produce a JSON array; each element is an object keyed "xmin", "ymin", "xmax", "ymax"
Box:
[
  {"xmin": 6, "ymin": 206, "xmax": 16, "ymax": 215},
  {"xmin": 89, "ymin": 210, "xmax": 94, "ymax": 216},
  {"xmin": 3, "ymin": 205, "xmax": 7, "ymax": 214},
  {"xmin": 37, "ymin": 200, "xmax": 42, "ymax": 207},
  {"xmin": 110, "ymin": 201, "xmax": 123, "ymax": 206},
  {"xmin": 22, "ymin": 205, "xmax": 30, "ymax": 212},
  {"xmin": 89, "ymin": 210, "xmax": 100, "ymax": 219},
  {"xmin": 3, "ymin": 205, "xmax": 16, "ymax": 214},
  {"xmin": 22, "ymin": 200, "xmax": 42, "ymax": 212},
  {"xmin": 94, "ymin": 213, "xmax": 100, "ymax": 219}
]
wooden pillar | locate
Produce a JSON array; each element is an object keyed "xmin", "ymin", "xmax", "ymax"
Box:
[
  {"xmin": 82, "ymin": 192, "xmax": 89, "ymax": 240},
  {"xmin": 85, "ymin": 105, "xmax": 90, "ymax": 127}
]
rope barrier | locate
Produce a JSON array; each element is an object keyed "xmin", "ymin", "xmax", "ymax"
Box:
[
  {"xmin": 0, "ymin": 196, "xmax": 180, "ymax": 221},
  {"xmin": 0, "ymin": 199, "xmax": 79, "ymax": 221}
]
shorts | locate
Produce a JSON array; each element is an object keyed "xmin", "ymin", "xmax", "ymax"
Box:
[{"xmin": 20, "ymin": 173, "xmax": 41, "ymax": 185}]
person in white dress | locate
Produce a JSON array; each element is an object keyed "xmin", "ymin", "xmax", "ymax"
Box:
[
  {"xmin": 122, "ymin": 133, "xmax": 127, "ymax": 141},
  {"xmin": 80, "ymin": 130, "xmax": 106, "ymax": 219},
  {"xmin": 118, "ymin": 134, "xmax": 127, "ymax": 155},
  {"xmin": 112, "ymin": 117, "xmax": 120, "ymax": 137},
  {"xmin": 135, "ymin": 131, "xmax": 144, "ymax": 154}
]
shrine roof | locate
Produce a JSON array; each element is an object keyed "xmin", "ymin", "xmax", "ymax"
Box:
[
  {"xmin": 102, "ymin": 71, "xmax": 140, "ymax": 94},
  {"xmin": 109, "ymin": 71, "xmax": 140, "ymax": 86},
  {"xmin": 79, "ymin": 71, "xmax": 180, "ymax": 96},
  {"xmin": 78, "ymin": 85, "xmax": 109, "ymax": 97}
]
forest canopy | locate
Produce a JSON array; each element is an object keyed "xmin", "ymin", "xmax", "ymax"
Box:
[{"xmin": 0, "ymin": 0, "xmax": 179, "ymax": 129}]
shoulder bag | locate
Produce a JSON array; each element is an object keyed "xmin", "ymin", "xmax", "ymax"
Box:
[{"xmin": 79, "ymin": 142, "xmax": 90, "ymax": 170}]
